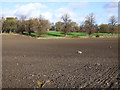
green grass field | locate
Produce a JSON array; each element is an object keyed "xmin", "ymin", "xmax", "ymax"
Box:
[{"xmin": 24, "ymin": 31, "xmax": 120, "ymax": 37}]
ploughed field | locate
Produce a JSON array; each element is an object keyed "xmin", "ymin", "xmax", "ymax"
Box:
[{"xmin": 2, "ymin": 35, "xmax": 119, "ymax": 88}]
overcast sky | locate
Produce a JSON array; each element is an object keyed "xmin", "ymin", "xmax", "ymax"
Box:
[{"xmin": 0, "ymin": 1, "xmax": 118, "ymax": 25}]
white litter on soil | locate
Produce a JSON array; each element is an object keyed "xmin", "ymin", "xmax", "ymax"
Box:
[{"xmin": 78, "ymin": 51, "xmax": 82, "ymax": 54}]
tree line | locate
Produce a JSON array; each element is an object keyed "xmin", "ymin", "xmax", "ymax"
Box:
[{"xmin": 0, "ymin": 13, "xmax": 119, "ymax": 37}]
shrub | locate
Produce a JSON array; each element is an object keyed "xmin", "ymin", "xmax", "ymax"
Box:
[{"xmin": 96, "ymin": 33, "xmax": 100, "ymax": 37}]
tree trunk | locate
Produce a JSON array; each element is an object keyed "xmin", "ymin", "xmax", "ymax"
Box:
[
  {"xmin": 21, "ymin": 31, "xmax": 24, "ymax": 34},
  {"xmin": 29, "ymin": 32, "xmax": 31, "ymax": 35}
]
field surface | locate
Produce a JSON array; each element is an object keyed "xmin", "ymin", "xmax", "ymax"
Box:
[{"xmin": 2, "ymin": 35, "xmax": 119, "ymax": 88}]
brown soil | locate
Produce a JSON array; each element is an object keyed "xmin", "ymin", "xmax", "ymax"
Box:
[{"xmin": 2, "ymin": 35, "xmax": 119, "ymax": 88}]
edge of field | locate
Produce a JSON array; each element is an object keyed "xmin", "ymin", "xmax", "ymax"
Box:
[{"xmin": 1, "ymin": 33, "xmax": 119, "ymax": 40}]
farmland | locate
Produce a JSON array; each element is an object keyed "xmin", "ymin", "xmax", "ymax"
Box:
[{"xmin": 2, "ymin": 35, "xmax": 119, "ymax": 88}]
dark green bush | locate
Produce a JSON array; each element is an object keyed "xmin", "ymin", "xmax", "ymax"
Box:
[{"xmin": 96, "ymin": 33, "xmax": 100, "ymax": 37}]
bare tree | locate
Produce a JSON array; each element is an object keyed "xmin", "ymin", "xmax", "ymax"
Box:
[
  {"xmin": 17, "ymin": 15, "xmax": 26, "ymax": 34},
  {"xmin": 61, "ymin": 14, "xmax": 70, "ymax": 25},
  {"xmin": 109, "ymin": 16, "xmax": 117, "ymax": 35},
  {"xmin": 20, "ymin": 15, "xmax": 26, "ymax": 22},
  {"xmin": 85, "ymin": 13, "xmax": 95, "ymax": 36},
  {"xmin": 61, "ymin": 14, "xmax": 72, "ymax": 36}
]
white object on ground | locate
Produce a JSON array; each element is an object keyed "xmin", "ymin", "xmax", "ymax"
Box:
[
  {"xmin": 17, "ymin": 63, "xmax": 19, "ymax": 65},
  {"xmin": 78, "ymin": 51, "xmax": 82, "ymax": 54},
  {"xmin": 109, "ymin": 46, "xmax": 112, "ymax": 48}
]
